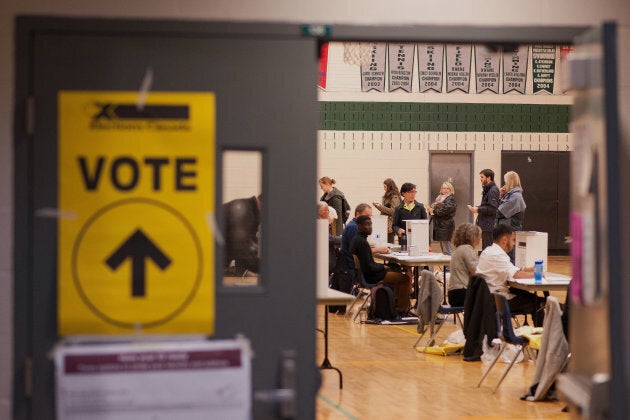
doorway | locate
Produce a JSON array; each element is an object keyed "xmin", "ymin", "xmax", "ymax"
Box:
[{"xmin": 429, "ymin": 152, "xmax": 473, "ymax": 234}]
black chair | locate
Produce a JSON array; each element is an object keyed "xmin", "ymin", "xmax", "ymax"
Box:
[
  {"xmin": 346, "ymin": 254, "xmax": 379, "ymax": 322},
  {"xmin": 477, "ymin": 293, "xmax": 533, "ymax": 393}
]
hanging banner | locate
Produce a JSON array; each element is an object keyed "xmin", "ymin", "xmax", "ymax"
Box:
[
  {"xmin": 503, "ymin": 45, "xmax": 529, "ymax": 94},
  {"xmin": 532, "ymin": 45, "xmax": 557, "ymax": 94},
  {"xmin": 446, "ymin": 44, "xmax": 472, "ymax": 93},
  {"xmin": 58, "ymin": 91, "xmax": 215, "ymax": 335},
  {"xmin": 318, "ymin": 42, "xmax": 329, "ymax": 90},
  {"xmin": 418, "ymin": 44, "xmax": 444, "ymax": 93},
  {"xmin": 361, "ymin": 43, "xmax": 387, "ymax": 92},
  {"xmin": 474, "ymin": 45, "xmax": 500, "ymax": 94},
  {"xmin": 560, "ymin": 45, "xmax": 574, "ymax": 93},
  {"xmin": 388, "ymin": 43, "xmax": 414, "ymax": 92}
]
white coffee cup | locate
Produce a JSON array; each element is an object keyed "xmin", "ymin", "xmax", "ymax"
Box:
[{"xmin": 409, "ymin": 245, "xmax": 420, "ymax": 256}]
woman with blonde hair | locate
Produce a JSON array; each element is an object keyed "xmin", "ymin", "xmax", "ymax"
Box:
[
  {"xmin": 427, "ymin": 181, "xmax": 457, "ymax": 255},
  {"xmin": 372, "ymin": 178, "xmax": 402, "ymax": 243},
  {"xmin": 319, "ymin": 176, "xmax": 348, "ymax": 235},
  {"xmin": 496, "ymin": 170, "xmax": 526, "ymax": 263},
  {"xmin": 448, "ymin": 223, "xmax": 482, "ymax": 306}
]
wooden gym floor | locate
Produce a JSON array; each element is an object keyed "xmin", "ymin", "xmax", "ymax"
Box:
[{"xmin": 316, "ymin": 256, "xmax": 571, "ymax": 420}]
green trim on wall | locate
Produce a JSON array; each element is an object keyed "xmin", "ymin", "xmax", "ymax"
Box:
[{"xmin": 319, "ymin": 102, "xmax": 570, "ymax": 132}]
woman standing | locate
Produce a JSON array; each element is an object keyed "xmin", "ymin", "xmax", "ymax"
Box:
[
  {"xmin": 496, "ymin": 170, "xmax": 526, "ymax": 263},
  {"xmin": 319, "ymin": 176, "xmax": 347, "ymax": 236},
  {"xmin": 427, "ymin": 181, "xmax": 457, "ymax": 255},
  {"xmin": 448, "ymin": 223, "xmax": 482, "ymax": 307},
  {"xmin": 372, "ymin": 178, "xmax": 402, "ymax": 243}
]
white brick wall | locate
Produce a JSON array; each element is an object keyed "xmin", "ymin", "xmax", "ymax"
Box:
[{"xmin": 318, "ymin": 130, "xmax": 572, "ymax": 212}]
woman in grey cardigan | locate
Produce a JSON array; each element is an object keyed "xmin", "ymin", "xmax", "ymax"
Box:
[{"xmin": 496, "ymin": 170, "xmax": 526, "ymax": 263}]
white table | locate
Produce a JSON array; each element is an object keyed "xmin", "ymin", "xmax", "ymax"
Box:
[
  {"xmin": 507, "ymin": 272, "xmax": 571, "ymax": 293},
  {"xmin": 317, "ymin": 288, "xmax": 355, "ymax": 389},
  {"xmin": 507, "ymin": 272, "xmax": 571, "ymax": 325},
  {"xmin": 374, "ymin": 252, "xmax": 451, "ymax": 303}
]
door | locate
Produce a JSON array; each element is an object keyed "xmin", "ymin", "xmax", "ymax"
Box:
[
  {"xmin": 501, "ymin": 151, "xmax": 571, "ymax": 251},
  {"xmin": 14, "ymin": 19, "xmax": 319, "ymax": 419},
  {"xmin": 557, "ymin": 22, "xmax": 624, "ymax": 418},
  {"xmin": 429, "ymin": 152, "xmax": 473, "ymax": 235}
]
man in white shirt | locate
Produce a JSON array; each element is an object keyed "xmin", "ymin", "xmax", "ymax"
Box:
[{"xmin": 476, "ymin": 224, "xmax": 545, "ymax": 326}]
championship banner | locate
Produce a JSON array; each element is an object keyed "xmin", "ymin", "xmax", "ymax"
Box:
[
  {"xmin": 388, "ymin": 43, "xmax": 414, "ymax": 92},
  {"xmin": 474, "ymin": 45, "xmax": 500, "ymax": 94},
  {"xmin": 446, "ymin": 44, "xmax": 472, "ymax": 93},
  {"xmin": 318, "ymin": 42, "xmax": 329, "ymax": 90},
  {"xmin": 418, "ymin": 44, "xmax": 444, "ymax": 93},
  {"xmin": 58, "ymin": 91, "xmax": 215, "ymax": 335},
  {"xmin": 503, "ymin": 45, "xmax": 529, "ymax": 94},
  {"xmin": 532, "ymin": 45, "xmax": 557, "ymax": 94},
  {"xmin": 560, "ymin": 45, "xmax": 574, "ymax": 93},
  {"xmin": 361, "ymin": 43, "xmax": 387, "ymax": 92}
]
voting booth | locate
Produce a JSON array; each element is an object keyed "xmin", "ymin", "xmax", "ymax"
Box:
[
  {"xmin": 369, "ymin": 215, "xmax": 388, "ymax": 245},
  {"xmin": 406, "ymin": 220, "xmax": 430, "ymax": 253},
  {"xmin": 515, "ymin": 231, "xmax": 548, "ymax": 271}
]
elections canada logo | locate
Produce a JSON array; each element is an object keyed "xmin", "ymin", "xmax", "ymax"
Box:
[{"xmin": 89, "ymin": 103, "xmax": 191, "ymax": 131}]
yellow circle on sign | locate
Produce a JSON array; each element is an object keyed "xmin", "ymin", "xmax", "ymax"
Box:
[{"xmin": 72, "ymin": 198, "xmax": 202, "ymax": 329}]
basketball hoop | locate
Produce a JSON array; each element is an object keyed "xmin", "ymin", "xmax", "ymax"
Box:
[{"xmin": 343, "ymin": 42, "xmax": 372, "ymax": 67}]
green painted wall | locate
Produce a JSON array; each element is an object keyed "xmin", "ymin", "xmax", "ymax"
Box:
[{"xmin": 320, "ymin": 102, "xmax": 570, "ymax": 132}]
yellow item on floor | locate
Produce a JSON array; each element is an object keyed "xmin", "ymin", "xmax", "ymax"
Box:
[{"xmin": 418, "ymin": 342, "xmax": 464, "ymax": 356}]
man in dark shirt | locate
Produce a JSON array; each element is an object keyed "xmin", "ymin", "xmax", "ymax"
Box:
[
  {"xmin": 350, "ymin": 215, "xmax": 412, "ymax": 316},
  {"xmin": 468, "ymin": 169, "xmax": 500, "ymax": 250}
]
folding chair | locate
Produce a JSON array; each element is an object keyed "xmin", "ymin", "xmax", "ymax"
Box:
[
  {"xmin": 346, "ymin": 255, "xmax": 379, "ymax": 322},
  {"xmin": 477, "ymin": 293, "xmax": 534, "ymax": 393},
  {"xmin": 413, "ymin": 270, "xmax": 464, "ymax": 351}
]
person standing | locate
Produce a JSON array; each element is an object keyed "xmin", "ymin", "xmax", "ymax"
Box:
[
  {"xmin": 496, "ymin": 170, "xmax": 527, "ymax": 264},
  {"xmin": 467, "ymin": 169, "xmax": 500, "ymax": 251},
  {"xmin": 319, "ymin": 176, "xmax": 348, "ymax": 236},
  {"xmin": 350, "ymin": 215, "xmax": 412, "ymax": 317},
  {"xmin": 427, "ymin": 181, "xmax": 457, "ymax": 255},
  {"xmin": 372, "ymin": 178, "xmax": 402, "ymax": 243},
  {"xmin": 392, "ymin": 182, "xmax": 428, "ymax": 239}
]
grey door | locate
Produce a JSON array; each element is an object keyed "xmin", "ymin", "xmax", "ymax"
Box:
[
  {"xmin": 429, "ymin": 152, "xmax": 474, "ymax": 235},
  {"xmin": 14, "ymin": 19, "xmax": 319, "ymax": 419}
]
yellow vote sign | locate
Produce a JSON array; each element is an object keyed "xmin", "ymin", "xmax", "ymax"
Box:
[{"xmin": 58, "ymin": 91, "xmax": 215, "ymax": 335}]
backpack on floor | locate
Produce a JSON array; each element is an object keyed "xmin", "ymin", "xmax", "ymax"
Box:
[{"xmin": 368, "ymin": 283, "xmax": 398, "ymax": 321}]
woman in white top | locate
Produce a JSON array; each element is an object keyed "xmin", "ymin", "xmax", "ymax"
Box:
[{"xmin": 448, "ymin": 223, "xmax": 482, "ymax": 307}]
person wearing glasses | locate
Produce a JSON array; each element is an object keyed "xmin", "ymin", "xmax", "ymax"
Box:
[{"xmin": 391, "ymin": 182, "xmax": 428, "ymax": 237}]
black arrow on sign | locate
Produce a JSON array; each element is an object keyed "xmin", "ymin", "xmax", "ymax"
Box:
[{"xmin": 105, "ymin": 229, "xmax": 172, "ymax": 297}]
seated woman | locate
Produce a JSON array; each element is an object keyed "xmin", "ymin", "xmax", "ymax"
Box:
[{"xmin": 448, "ymin": 223, "xmax": 482, "ymax": 307}]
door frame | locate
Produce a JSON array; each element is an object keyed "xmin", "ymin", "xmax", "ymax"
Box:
[{"xmin": 15, "ymin": 16, "xmax": 600, "ymax": 419}]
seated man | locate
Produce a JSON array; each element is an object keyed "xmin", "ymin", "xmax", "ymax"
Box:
[
  {"xmin": 476, "ymin": 224, "xmax": 545, "ymax": 327},
  {"xmin": 350, "ymin": 215, "xmax": 412, "ymax": 317},
  {"xmin": 341, "ymin": 203, "xmax": 390, "ymax": 268}
]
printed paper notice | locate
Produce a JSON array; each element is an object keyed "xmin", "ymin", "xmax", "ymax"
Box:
[{"xmin": 55, "ymin": 339, "xmax": 251, "ymax": 420}]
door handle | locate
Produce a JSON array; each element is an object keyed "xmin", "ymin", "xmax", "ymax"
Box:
[{"xmin": 254, "ymin": 350, "xmax": 297, "ymax": 418}]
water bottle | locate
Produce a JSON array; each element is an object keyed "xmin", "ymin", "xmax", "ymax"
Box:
[
  {"xmin": 399, "ymin": 233, "xmax": 407, "ymax": 252},
  {"xmin": 534, "ymin": 260, "xmax": 543, "ymax": 284}
]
